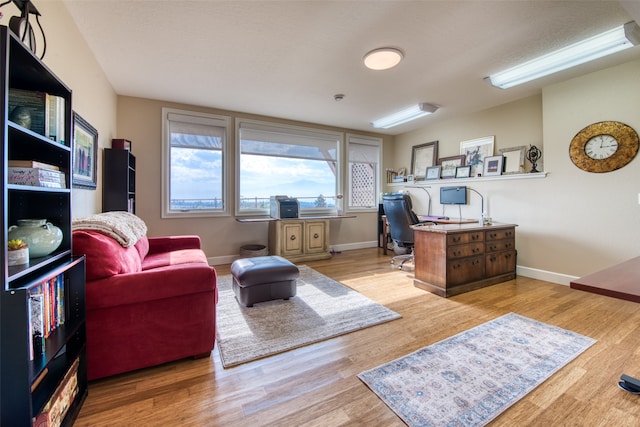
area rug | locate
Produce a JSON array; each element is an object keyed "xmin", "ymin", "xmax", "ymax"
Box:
[
  {"xmin": 216, "ymin": 265, "xmax": 401, "ymax": 368},
  {"xmin": 358, "ymin": 312, "xmax": 596, "ymax": 427}
]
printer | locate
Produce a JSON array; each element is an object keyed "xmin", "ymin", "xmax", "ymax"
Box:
[{"xmin": 270, "ymin": 196, "xmax": 299, "ymax": 219}]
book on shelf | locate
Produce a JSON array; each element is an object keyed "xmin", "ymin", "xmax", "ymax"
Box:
[
  {"xmin": 8, "ymin": 89, "xmax": 66, "ymax": 144},
  {"xmin": 8, "ymin": 160, "xmax": 60, "ymax": 171},
  {"xmin": 29, "ymin": 293, "xmax": 45, "ymax": 358},
  {"xmin": 45, "ymin": 94, "xmax": 66, "ymax": 145},
  {"xmin": 33, "ymin": 357, "xmax": 79, "ymax": 427},
  {"xmin": 8, "ymin": 167, "xmax": 66, "ymax": 189}
]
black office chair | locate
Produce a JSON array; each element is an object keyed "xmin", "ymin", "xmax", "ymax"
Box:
[{"xmin": 382, "ymin": 192, "xmax": 428, "ymax": 269}]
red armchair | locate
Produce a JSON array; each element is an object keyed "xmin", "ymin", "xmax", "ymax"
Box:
[{"xmin": 72, "ymin": 230, "xmax": 217, "ymax": 380}]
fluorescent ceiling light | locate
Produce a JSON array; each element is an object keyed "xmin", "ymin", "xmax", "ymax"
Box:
[
  {"xmin": 364, "ymin": 47, "xmax": 404, "ymax": 70},
  {"xmin": 371, "ymin": 103, "xmax": 438, "ymax": 129},
  {"xmin": 488, "ymin": 21, "xmax": 640, "ymax": 89}
]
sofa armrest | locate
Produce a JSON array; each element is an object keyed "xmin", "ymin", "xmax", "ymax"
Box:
[{"xmin": 147, "ymin": 235, "xmax": 202, "ymax": 254}]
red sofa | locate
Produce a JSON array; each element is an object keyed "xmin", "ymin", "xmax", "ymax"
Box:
[{"xmin": 72, "ymin": 229, "xmax": 217, "ymax": 380}]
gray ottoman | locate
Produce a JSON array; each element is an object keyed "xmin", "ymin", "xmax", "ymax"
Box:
[{"xmin": 230, "ymin": 255, "xmax": 299, "ymax": 307}]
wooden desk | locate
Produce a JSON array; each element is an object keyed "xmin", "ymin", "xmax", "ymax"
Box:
[
  {"xmin": 412, "ymin": 222, "xmax": 517, "ymax": 297},
  {"xmin": 381, "ymin": 217, "xmax": 478, "ymax": 255},
  {"xmin": 570, "ymin": 256, "xmax": 640, "ymax": 303}
]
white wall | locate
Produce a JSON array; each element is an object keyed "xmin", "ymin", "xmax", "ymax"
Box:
[
  {"xmin": 393, "ymin": 59, "xmax": 640, "ymax": 282},
  {"xmin": 20, "ymin": 2, "xmax": 119, "ymax": 217}
]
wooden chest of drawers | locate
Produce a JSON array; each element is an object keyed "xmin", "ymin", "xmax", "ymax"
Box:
[{"xmin": 413, "ymin": 223, "xmax": 516, "ymax": 297}]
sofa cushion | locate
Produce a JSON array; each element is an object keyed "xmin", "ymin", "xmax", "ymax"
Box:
[
  {"xmin": 85, "ymin": 263, "xmax": 217, "ymax": 310},
  {"xmin": 73, "ymin": 230, "xmax": 142, "ymax": 280},
  {"xmin": 141, "ymin": 248, "xmax": 208, "ymax": 271}
]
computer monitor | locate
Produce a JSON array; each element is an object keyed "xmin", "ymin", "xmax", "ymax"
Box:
[{"xmin": 440, "ymin": 186, "xmax": 467, "ymax": 205}]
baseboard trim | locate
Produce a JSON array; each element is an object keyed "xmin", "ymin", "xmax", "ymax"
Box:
[
  {"xmin": 208, "ymin": 245, "xmax": 579, "ymax": 287},
  {"xmin": 208, "ymin": 241, "xmax": 380, "ymax": 266},
  {"xmin": 516, "ymin": 265, "xmax": 578, "ymax": 286},
  {"xmin": 330, "ymin": 241, "xmax": 378, "ymax": 253}
]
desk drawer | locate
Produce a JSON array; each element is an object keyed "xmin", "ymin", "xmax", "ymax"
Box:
[
  {"xmin": 447, "ymin": 243, "xmax": 484, "ymax": 259},
  {"xmin": 447, "ymin": 232, "xmax": 484, "ymax": 246},
  {"xmin": 486, "ymin": 239, "xmax": 515, "ymax": 253},
  {"xmin": 486, "ymin": 229, "xmax": 515, "ymax": 241}
]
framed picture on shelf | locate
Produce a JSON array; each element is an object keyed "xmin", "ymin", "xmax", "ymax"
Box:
[
  {"xmin": 460, "ymin": 136, "xmax": 494, "ymax": 177},
  {"xmin": 498, "ymin": 145, "xmax": 526, "ymax": 174},
  {"xmin": 72, "ymin": 112, "xmax": 98, "ymax": 189},
  {"xmin": 425, "ymin": 165, "xmax": 441, "ymax": 180},
  {"xmin": 411, "ymin": 141, "xmax": 439, "ymax": 180},
  {"xmin": 455, "ymin": 165, "xmax": 471, "ymax": 178},
  {"xmin": 483, "ymin": 155, "xmax": 504, "ymax": 176},
  {"xmin": 438, "ymin": 154, "xmax": 465, "ymax": 179}
]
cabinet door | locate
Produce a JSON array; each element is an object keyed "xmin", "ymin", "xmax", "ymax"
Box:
[
  {"xmin": 486, "ymin": 250, "xmax": 516, "ymax": 277},
  {"xmin": 304, "ymin": 221, "xmax": 327, "ymax": 254},
  {"xmin": 446, "ymin": 255, "xmax": 484, "ymax": 286},
  {"xmin": 281, "ymin": 222, "xmax": 303, "ymax": 256}
]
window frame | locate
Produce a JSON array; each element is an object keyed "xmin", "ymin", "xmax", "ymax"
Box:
[
  {"xmin": 161, "ymin": 107, "xmax": 231, "ymax": 218},
  {"xmin": 345, "ymin": 133, "xmax": 382, "ymax": 213},
  {"xmin": 235, "ymin": 118, "xmax": 343, "ymax": 217}
]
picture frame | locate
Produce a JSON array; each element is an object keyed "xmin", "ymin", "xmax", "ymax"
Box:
[
  {"xmin": 498, "ymin": 145, "xmax": 526, "ymax": 174},
  {"xmin": 460, "ymin": 136, "xmax": 494, "ymax": 177},
  {"xmin": 72, "ymin": 112, "xmax": 98, "ymax": 189},
  {"xmin": 455, "ymin": 165, "xmax": 471, "ymax": 178},
  {"xmin": 411, "ymin": 141, "xmax": 439, "ymax": 180},
  {"xmin": 425, "ymin": 165, "xmax": 441, "ymax": 180},
  {"xmin": 437, "ymin": 154, "xmax": 465, "ymax": 179},
  {"xmin": 483, "ymin": 155, "xmax": 504, "ymax": 176}
]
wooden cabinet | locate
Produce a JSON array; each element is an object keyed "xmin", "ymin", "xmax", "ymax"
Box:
[
  {"xmin": 103, "ymin": 147, "xmax": 136, "ymax": 213},
  {"xmin": 269, "ymin": 219, "xmax": 331, "ymax": 262},
  {"xmin": 1, "ymin": 26, "xmax": 87, "ymax": 425},
  {"xmin": 413, "ymin": 223, "xmax": 516, "ymax": 297}
]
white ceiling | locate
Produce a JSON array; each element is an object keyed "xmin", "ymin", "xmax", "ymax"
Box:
[{"xmin": 62, "ymin": 1, "xmax": 640, "ymax": 135}]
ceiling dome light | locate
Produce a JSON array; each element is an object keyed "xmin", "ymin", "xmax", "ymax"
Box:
[{"xmin": 363, "ymin": 47, "xmax": 404, "ymax": 70}]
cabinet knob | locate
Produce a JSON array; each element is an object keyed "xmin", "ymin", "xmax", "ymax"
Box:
[
  {"xmin": 313, "ymin": 233, "xmax": 319, "ymax": 239},
  {"xmin": 290, "ymin": 235, "xmax": 296, "ymax": 241}
]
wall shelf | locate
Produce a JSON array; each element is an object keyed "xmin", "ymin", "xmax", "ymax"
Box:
[{"xmin": 387, "ymin": 171, "xmax": 548, "ymax": 188}]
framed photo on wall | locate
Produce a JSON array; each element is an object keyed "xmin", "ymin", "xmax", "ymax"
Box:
[
  {"xmin": 72, "ymin": 112, "xmax": 98, "ymax": 189},
  {"xmin": 425, "ymin": 165, "xmax": 441, "ymax": 180},
  {"xmin": 411, "ymin": 141, "xmax": 439, "ymax": 180},
  {"xmin": 437, "ymin": 154, "xmax": 465, "ymax": 179},
  {"xmin": 499, "ymin": 145, "xmax": 526, "ymax": 174},
  {"xmin": 460, "ymin": 136, "xmax": 494, "ymax": 177},
  {"xmin": 483, "ymin": 155, "xmax": 504, "ymax": 176},
  {"xmin": 455, "ymin": 165, "xmax": 471, "ymax": 178}
]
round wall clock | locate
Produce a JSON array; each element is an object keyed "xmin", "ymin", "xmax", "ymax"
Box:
[{"xmin": 569, "ymin": 121, "xmax": 639, "ymax": 173}]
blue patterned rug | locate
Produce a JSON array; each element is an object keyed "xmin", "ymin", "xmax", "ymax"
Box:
[{"xmin": 358, "ymin": 313, "xmax": 595, "ymax": 427}]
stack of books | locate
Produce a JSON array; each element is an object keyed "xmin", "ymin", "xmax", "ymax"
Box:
[
  {"xmin": 28, "ymin": 274, "xmax": 65, "ymax": 359},
  {"xmin": 7, "ymin": 160, "xmax": 66, "ymax": 189}
]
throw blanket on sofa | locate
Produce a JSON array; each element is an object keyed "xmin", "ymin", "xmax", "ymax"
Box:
[{"xmin": 72, "ymin": 211, "xmax": 148, "ymax": 247}]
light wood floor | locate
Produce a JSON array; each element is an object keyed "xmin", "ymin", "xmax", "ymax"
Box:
[{"xmin": 74, "ymin": 248, "xmax": 640, "ymax": 426}]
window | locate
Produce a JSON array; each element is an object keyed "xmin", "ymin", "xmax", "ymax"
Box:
[
  {"xmin": 162, "ymin": 108, "xmax": 230, "ymax": 218},
  {"xmin": 346, "ymin": 134, "xmax": 382, "ymax": 211},
  {"xmin": 237, "ymin": 120, "xmax": 341, "ymax": 215}
]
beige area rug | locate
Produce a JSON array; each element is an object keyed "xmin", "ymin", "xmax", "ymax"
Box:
[{"xmin": 216, "ymin": 265, "xmax": 401, "ymax": 368}]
